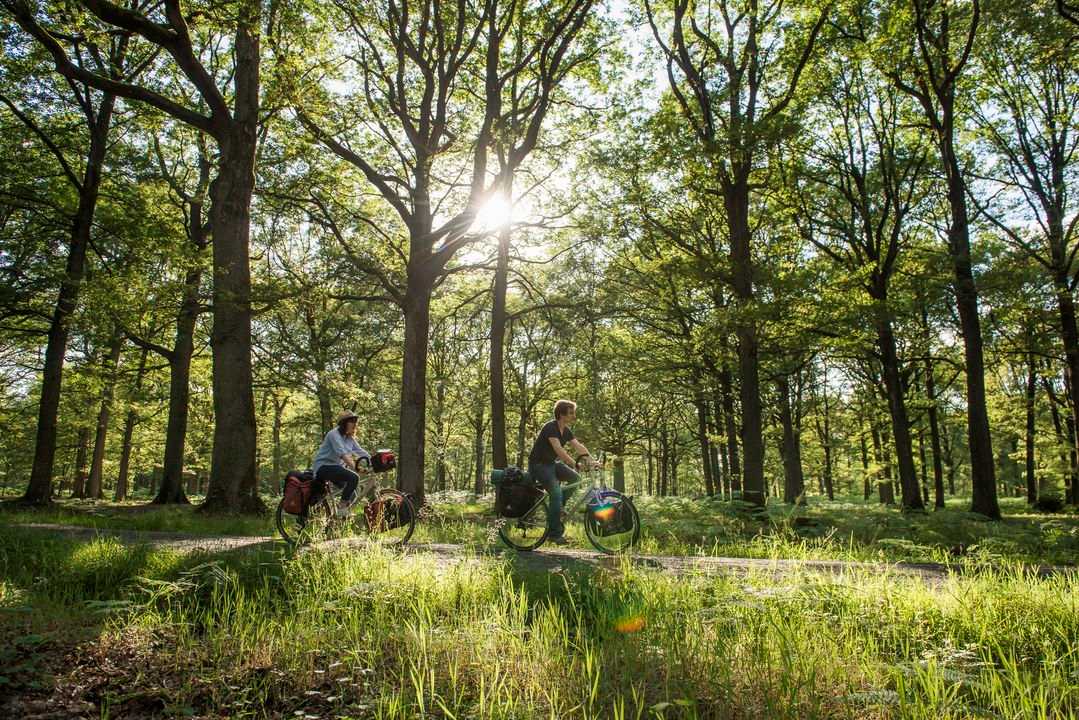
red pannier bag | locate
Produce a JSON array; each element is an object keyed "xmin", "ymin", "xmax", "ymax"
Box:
[
  {"xmin": 371, "ymin": 449, "xmax": 397, "ymax": 473},
  {"xmin": 282, "ymin": 470, "xmax": 315, "ymax": 515},
  {"xmin": 364, "ymin": 499, "xmax": 386, "ymax": 530}
]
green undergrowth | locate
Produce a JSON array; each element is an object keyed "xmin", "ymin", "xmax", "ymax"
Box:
[
  {"xmin": 3, "ymin": 492, "xmax": 1077, "ymax": 567},
  {"xmin": 0, "ymin": 525, "xmax": 1076, "ymax": 719},
  {"xmin": 0, "ymin": 497, "xmax": 276, "ymax": 537}
]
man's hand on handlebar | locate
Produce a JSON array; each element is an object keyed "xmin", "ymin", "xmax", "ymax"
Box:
[{"xmin": 578, "ymin": 455, "xmax": 603, "ymax": 471}]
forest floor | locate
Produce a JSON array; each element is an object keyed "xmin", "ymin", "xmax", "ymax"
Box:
[
  {"xmin": 8, "ymin": 521, "xmax": 1076, "ymax": 585},
  {"xmin": 2, "ymin": 494, "xmax": 1078, "ymax": 719}
]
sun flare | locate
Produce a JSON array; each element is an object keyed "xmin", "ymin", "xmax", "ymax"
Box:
[{"xmin": 472, "ymin": 194, "xmax": 514, "ymax": 233}]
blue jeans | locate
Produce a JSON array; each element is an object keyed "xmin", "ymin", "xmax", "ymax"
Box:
[
  {"xmin": 316, "ymin": 464, "xmax": 359, "ymax": 503},
  {"xmin": 528, "ymin": 461, "xmax": 579, "ymax": 538}
]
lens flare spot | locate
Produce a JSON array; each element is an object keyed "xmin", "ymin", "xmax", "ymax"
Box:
[
  {"xmin": 592, "ymin": 503, "xmax": 615, "ymax": 522},
  {"xmin": 614, "ymin": 615, "xmax": 646, "ymax": 634}
]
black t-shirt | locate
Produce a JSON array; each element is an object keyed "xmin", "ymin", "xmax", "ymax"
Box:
[{"xmin": 528, "ymin": 420, "xmax": 575, "ymax": 465}]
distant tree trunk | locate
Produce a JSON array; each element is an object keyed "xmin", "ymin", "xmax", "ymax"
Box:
[
  {"xmin": 115, "ymin": 347, "xmax": 148, "ymax": 501},
  {"xmin": 515, "ymin": 401, "xmax": 528, "ymax": 469},
  {"xmin": 87, "ymin": 332, "xmax": 124, "ymax": 500},
  {"xmin": 489, "ymin": 181, "xmax": 513, "ymax": 470},
  {"xmin": 718, "ymin": 366, "xmax": 741, "ymax": 493},
  {"xmin": 777, "ymin": 374, "xmax": 805, "ymax": 504},
  {"xmin": 472, "ymin": 404, "xmax": 486, "ymax": 496},
  {"xmin": 921, "ymin": 314, "xmax": 946, "ymax": 508},
  {"xmin": 71, "ymin": 427, "xmax": 91, "ymax": 499},
  {"xmin": 315, "ymin": 383, "xmax": 333, "ymax": 431},
  {"xmin": 613, "ymin": 455, "xmax": 626, "ymax": 493},
  {"xmin": 271, "ymin": 394, "xmax": 287, "ymax": 493},
  {"xmin": 646, "ymin": 435, "xmax": 654, "ymax": 495},
  {"xmin": 1025, "ymin": 353, "xmax": 1038, "ymax": 504},
  {"xmin": 154, "ymin": 264, "xmax": 202, "ymax": 506},
  {"xmin": 659, "ymin": 423, "xmax": 669, "ymax": 496},
  {"xmin": 24, "ymin": 92, "xmax": 118, "ymax": 505},
  {"xmin": 875, "ymin": 312, "xmax": 923, "ymax": 510},
  {"xmin": 871, "ymin": 421, "xmax": 895, "ymax": 504},
  {"xmin": 860, "ymin": 430, "xmax": 871, "ymax": 501},
  {"xmin": 694, "ymin": 394, "xmax": 715, "ymax": 496},
  {"xmin": 817, "ymin": 371, "xmax": 835, "ymax": 501},
  {"xmin": 918, "ymin": 428, "xmax": 930, "ymax": 505}
]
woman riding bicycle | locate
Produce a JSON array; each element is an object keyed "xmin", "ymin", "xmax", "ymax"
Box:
[
  {"xmin": 313, "ymin": 410, "xmax": 376, "ymax": 517},
  {"xmin": 528, "ymin": 399, "xmax": 601, "ymax": 545}
]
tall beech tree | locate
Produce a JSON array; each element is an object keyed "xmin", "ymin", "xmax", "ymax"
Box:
[
  {"xmin": 4, "ymin": 0, "xmax": 271, "ymax": 512},
  {"xmin": 883, "ymin": 0, "xmax": 1000, "ymax": 518},
  {"xmin": 0, "ymin": 8, "xmax": 135, "ymax": 504},
  {"xmin": 292, "ymin": 0, "xmax": 596, "ymax": 499},
  {"xmin": 644, "ymin": 0, "xmax": 831, "ymax": 504},
  {"xmin": 794, "ymin": 58, "xmax": 930, "ymax": 511},
  {"xmin": 975, "ymin": 6, "xmax": 1079, "ymax": 506}
]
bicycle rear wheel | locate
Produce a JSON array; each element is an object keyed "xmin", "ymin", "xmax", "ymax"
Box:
[
  {"xmin": 276, "ymin": 495, "xmax": 335, "ymax": 546},
  {"xmin": 583, "ymin": 491, "xmax": 640, "ymax": 554},
  {"xmin": 498, "ymin": 496, "xmax": 550, "ymax": 551}
]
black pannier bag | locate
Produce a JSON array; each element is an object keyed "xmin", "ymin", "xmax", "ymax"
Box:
[
  {"xmin": 492, "ymin": 466, "xmax": 542, "ymax": 518},
  {"xmin": 590, "ymin": 494, "xmax": 634, "ymax": 536}
]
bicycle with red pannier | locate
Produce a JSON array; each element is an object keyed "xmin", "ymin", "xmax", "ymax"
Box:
[{"xmin": 276, "ymin": 449, "xmax": 416, "ymax": 546}]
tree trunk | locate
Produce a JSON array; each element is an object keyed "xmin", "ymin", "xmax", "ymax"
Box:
[
  {"xmin": 918, "ymin": 428, "xmax": 930, "ymax": 505},
  {"xmin": 272, "ymin": 394, "xmax": 287, "ymax": 494},
  {"xmin": 397, "ymin": 271, "xmax": 433, "ymax": 501},
  {"xmin": 115, "ymin": 347, "xmax": 149, "ymax": 501},
  {"xmin": 876, "ymin": 315, "xmax": 923, "ymax": 510},
  {"xmin": 940, "ymin": 140, "xmax": 999, "ymax": 517},
  {"xmin": 1025, "ymin": 353, "xmax": 1038, "ymax": 504},
  {"xmin": 472, "ymin": 402, "xmax": 486, "ymax": 495},
  {"xmin": 694, "ymin": 395, "xmax": 715, "ymax": 496},
  {"xmin": 646, "ymin": 435, "xmax": 654, "ymax": 495},
  {"xmin": 202, "ymin": 23, "xmax": 262, "ymax": 513},
  {"xmin": 860, "ymin": 430, "xmax": 871, "ymax": 501},
  {"xmin": 71, "ymin": 426, "xmax": 91, "ymax": 499},
  {"xmin": 87, "ymin": 332, "xmax": 123, "ymax": 499},
  {"xmin": 1053, "ymin": 278, "xmax": 1079, "ymax": 505},
  {"xmin": 613, "ymin": 455, "xmax": 626, "ymax": 493},
  {"xmin": 777, "ymin": 374, "xmax": 805, "ymax": 504},
  {"xmin": 922, "ymin": 320, "xmax": 946, "ymax": 508},
  {"xmin": 871, "ymin": 420, "xmax": 895, "ymax": 504},
  {"xmin": 24, "ymin": 94, "xmax": 117, "ymax": 505},
  {"xmin": 728, "ymin": 188, "xmax": 764, "ymax": 504},
  {"xmin": 718, "ymin": 365, "xmax": 741, "ymax": 493},
  {"xmin": 489, "ymin": 182, "xmax": 512, "ymax": 470},
  {"xmin": 155, "ymin": 266, "xmax": 202, "ymax": 506},
  {"xmin": 819, "ymin": 375, "xmax": 834, "ymax": 501}
]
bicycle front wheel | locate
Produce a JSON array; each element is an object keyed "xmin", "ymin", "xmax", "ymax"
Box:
[
  {"xmin": 584, "ymin": 491, "xmax": 640, "ymax": 554},
  {"xmin": 497, "ymin": 496, "xmax": 550, "ymax": 551},
  {"xmin": 276, "ymin": 495, "xmax": 335, "ymax": 546},
  {"xmin": 349, "ymin": 489, "xmax": 416, "ymax": 547}
]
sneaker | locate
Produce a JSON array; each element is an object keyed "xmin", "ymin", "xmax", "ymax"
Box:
[{"xmin": 548, "ymin": 535, "xmax": 570, "ymax": 546}]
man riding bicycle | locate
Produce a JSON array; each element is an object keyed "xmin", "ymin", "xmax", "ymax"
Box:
[
  {"xmin": 313, "ymin": 410, "xmax": 376, "ymax": 517},
  {"xmin": 527, "ymin": 399, "xmax": 600, "ymax": 545}
]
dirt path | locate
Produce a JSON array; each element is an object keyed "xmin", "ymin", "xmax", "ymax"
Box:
[{"xmin": 11, "ymin": 522, "xmax": 1073, "ymax": 583}]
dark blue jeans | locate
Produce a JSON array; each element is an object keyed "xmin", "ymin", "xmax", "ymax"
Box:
[
  {"xmin": 528, "ymin": 461, "xmax": 579, "ymax": 538},
  {"xmin": 316, "ymin": 464, "xmax": 359, "ymax": 503}
]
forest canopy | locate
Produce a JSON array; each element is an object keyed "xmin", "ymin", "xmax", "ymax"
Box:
[{"xmin": 1, "ymin": 0, "xmax": 1077, "ymax": 518}]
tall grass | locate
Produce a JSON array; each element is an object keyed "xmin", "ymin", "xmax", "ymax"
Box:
[{"xmin": 1, "ymin": 526, "xmax": 1076, "ymax": 719}]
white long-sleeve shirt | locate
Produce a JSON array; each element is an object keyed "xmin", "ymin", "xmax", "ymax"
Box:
[{"xmin": 312, "ymin": 429, "xmax": 370, "ymax": 474}]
